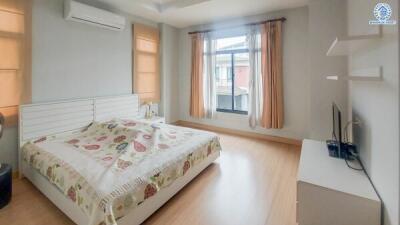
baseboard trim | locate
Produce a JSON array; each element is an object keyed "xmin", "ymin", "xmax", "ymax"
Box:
[{"xmin": 174, "ymin": 120, "xmax": 302, "ymax": 146}]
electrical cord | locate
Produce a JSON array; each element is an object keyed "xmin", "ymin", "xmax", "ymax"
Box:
[
  {"xmin": 356, "ymin": 156, "xmax": 383, "ymax": 200},
  {"xmin": 355, "ymin": 154, "xmax": 384, "ymax": 225},
  {"xmin": 343, "ymin": 119, "xmax": 364, "ymax": 171},
  {"xmin": 344, "ymin": 147, "xmax": 363, "ymax": 171},
  {"xmin": 345, "ymin": 147, "xmax": 384, "ymax": 225},
  {"xmin": 342, "ymin": 119, "xmax": 384, "ymax": 225},
  {"xmin": 344, "ymin": 156, "xmax": 363, "ymax": 171}
]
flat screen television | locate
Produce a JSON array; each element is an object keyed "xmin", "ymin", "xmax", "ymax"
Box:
[{"xmin": 332, "ymin": 102, "xmax": 342, "ymax": 156}]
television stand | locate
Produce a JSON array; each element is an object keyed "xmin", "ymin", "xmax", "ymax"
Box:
[{"xmin": 297, "ymin": 139, "xmax": 380, "ymax": 225}]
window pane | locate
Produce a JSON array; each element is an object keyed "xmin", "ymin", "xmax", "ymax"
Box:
[
  {"xmin": 216, "ymin": 36, "xmax": 247, "ymax": 51},
  {"xmin": 133, "ymin": 23, "xmax": 160, "ymax": 103},
  {"xmin": 234, "ymin": 53, "xmax": 249, "ymax": 112},
  {"xmin": 215, "ymin": 54, "xmax": 232, "ymax": 110},
  {"xmin": 137, "ymin": 53, "xmax": 156, "ymax": 73},
  {"xmin": 136, "ymin": 37, "xmax": 157, "ymax": 53},
  {"xmin": 0, "ymin": 0, "xmax": 25, "ymax": 15},
  {"xmin": 0, "ymin": 10, "xmax": 24, "ymax": 34},
  {"xmin": 0, "ymin": 70, "xmax": 19, "ymax": 107},
  {"xmin": 0, "ymin": 106, "xmax": 18, "ymax": 127},
  {"xmin": 135, "ymin": 73, "xmax": 157, "ymax": 93},
  {"xmin": 0, "ymin": 37, "xmax": 20, "ymax": 69}
]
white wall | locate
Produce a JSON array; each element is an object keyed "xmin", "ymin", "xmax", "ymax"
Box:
[
  {"xmin": 178, "ymin": 7, "xmax": 310, "ymax": 140},
  {"xmin": 32, "ymin": 0, "xmax": 151, "ymax": 102},
  {"xmin": 0, "ymin": 128, "xmax": 18, "ymax": 172},
  {"xmin": 0, "ymin": 0, "xmax": 157, "ymax": 169},
  {"xmin": 31, "ymin": 0, "xmax": 160, "ymax": 102},
  {"xmin": 159, "ymin": 24, "xmax": 180, "ymax": 123},
  {"xmin": 308, "ymin": 0, "xmax": 348, "ymax": 141},
  {"xmin": 347, "ymin": 1, "xmax": 399, "ymax": 224}
]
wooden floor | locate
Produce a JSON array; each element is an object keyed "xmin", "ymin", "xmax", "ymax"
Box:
[{"xmin": 0, "ymin": 132, "xmax": 301, "ymax": 225}]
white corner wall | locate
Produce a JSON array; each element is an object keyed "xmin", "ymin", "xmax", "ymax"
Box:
[
  {"xmin": 347, "ymin": 1, "xmax": 399, "ymax": 225},
  {"xmin": 308, "ymin": 0, "xmax": 348, "ymax": 141},
  {"xmin": 159, "ymin": 23, "xmax": 180, "ymax": 123}
]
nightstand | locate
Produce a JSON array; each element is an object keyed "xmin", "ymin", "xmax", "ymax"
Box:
[
  {"xmin": 0, "ymin": 163, "xmax": 12, "ymax": 209},
  {"xmin": 136, "ymin": 116, "xmax": 166, "ymax": 124}
]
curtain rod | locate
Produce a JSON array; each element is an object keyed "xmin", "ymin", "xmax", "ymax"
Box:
[{"xmin": 188, "ymin": 17, "xmax": 286, "ymax": 35}]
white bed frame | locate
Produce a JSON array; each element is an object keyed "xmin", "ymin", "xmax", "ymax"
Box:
[{"xmin": 18, "ymin": 94, "xmax": 219, "ymax": 225}]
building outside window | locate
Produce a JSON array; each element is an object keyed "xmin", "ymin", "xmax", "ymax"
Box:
[{"xmin": 210, "ymin": 35, "xmax": 250, "ymax": 114}]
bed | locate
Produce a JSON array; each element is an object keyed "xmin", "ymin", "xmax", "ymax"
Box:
[{"xmin": 18, "ymin": 94, "xmax": 221, "ymax": 225}]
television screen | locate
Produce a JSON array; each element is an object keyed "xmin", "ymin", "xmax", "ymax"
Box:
[{"xmin": 332, "ymin": 102, "xmax": 342, "ymax": 145}]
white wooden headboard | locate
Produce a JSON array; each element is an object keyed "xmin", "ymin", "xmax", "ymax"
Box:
[{"xmin": 19, "ymin": 94, "xmax": 139, "ymax": 150}]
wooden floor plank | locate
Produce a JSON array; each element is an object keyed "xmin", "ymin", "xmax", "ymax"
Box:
[{"xmin": 0, "ymin": 132, "xmax": 301, "ymax": 225}]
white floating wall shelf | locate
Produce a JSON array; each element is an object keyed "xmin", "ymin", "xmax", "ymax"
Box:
[
  {"xmin": 326, "ymin": 67, "xmax": 383, "ymax": 82},
  {"xmin": 326, "ymin": 27, "xmax": 382, "ymax": 56}
]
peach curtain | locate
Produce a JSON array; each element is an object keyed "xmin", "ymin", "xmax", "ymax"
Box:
[
  {"xmin": 260, "ymin": 21, "xmax": 284, "ymax": 129},
  {"xmin": 190, "ymin": 33, "xmax": 205, "ymax": 118}
]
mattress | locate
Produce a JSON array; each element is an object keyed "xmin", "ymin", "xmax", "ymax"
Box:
[{"xmin": 22, "ymin": 119, "xmax": 221, "ymax": 225}]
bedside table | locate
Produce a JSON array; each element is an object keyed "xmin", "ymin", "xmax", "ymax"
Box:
[
  {"xmin": 135, "ymin": 116, "xmax": 166, "ymax": 124},
  {"xmin": 0, "ymin": 163, "xmax": 12, "ymax": 209}
]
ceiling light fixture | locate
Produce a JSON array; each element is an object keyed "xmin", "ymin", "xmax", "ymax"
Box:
[{"xmin": 141, "ymin": 0, "xmax": 211, "ymax": 13}]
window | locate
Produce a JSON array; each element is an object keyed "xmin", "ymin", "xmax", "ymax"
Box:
[
  {"xmin": 0, "ymin": 0, "xmax": 31, "ymax": 127},
  {"xmin": 133, "ymin": 23, "xmax": 160, "ymax": 103},
  {"xmin": 209, "ymin": 35, "xmax": 250, "ymax": 115}
]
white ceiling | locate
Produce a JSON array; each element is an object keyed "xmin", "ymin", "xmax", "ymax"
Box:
[{"xmin": 97, "ymin": 0, "xmax": 309, "ymax": 28}]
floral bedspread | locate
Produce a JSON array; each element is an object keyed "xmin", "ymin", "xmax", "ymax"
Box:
[{"xmin": 22, "ymin": 119, "xmax": 221, "ymax": 225}]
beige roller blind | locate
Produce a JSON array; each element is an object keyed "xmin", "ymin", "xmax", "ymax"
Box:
[
  {"xmin": 132, "ymin": 23, "xmax": 160, "ymax": 103},
  {"xmin": 0, "ymin": 0, "xmax": 31, "ymax": 127}
]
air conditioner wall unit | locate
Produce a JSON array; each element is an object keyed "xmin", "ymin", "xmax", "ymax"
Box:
[{"xmin": 64, "ymin": 0, "xmax": 126, "ymax": 31}]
